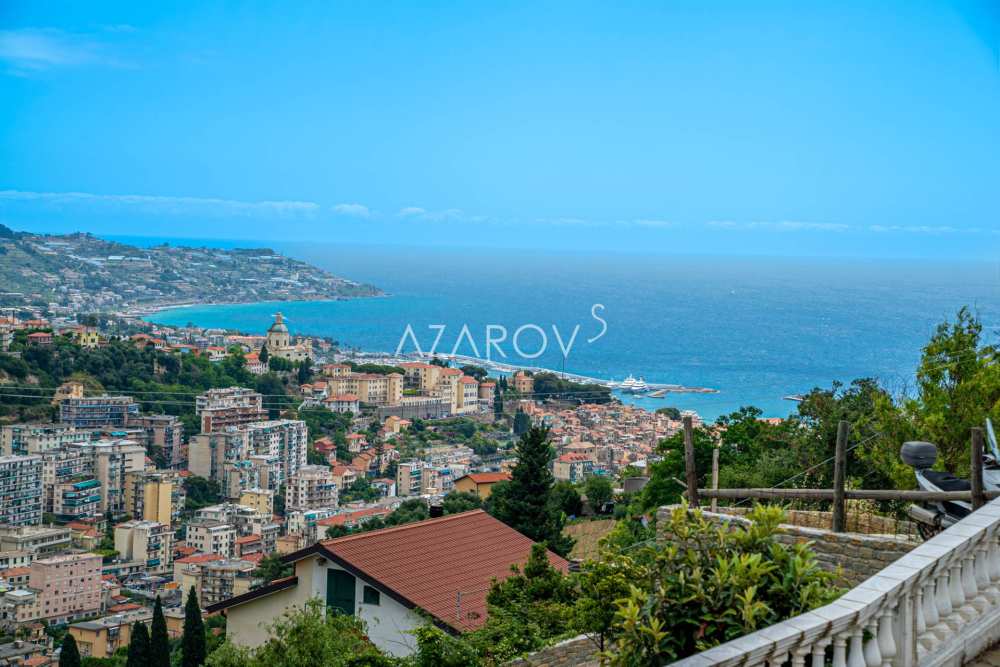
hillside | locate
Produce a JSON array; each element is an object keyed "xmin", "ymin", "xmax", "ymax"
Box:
[{"xmin": 0, "ymin": 225, "xmax": 381, "ymax": 312}]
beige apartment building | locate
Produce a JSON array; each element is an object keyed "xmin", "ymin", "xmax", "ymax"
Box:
[
  {"xmin": 286, "ymin": 465, "xmax": 338, "ymax": 512},
  {"xmin": 325, "ymin": 373, "xmax": 403, "ymax": 406},
  {"xmin": 195, "ymin": 387, "xmax": 267, "ymax": 433},
  {"xmin": 175, "ymin": 556, "xmax": 256, "ymax": 607},
  {"xmin": 124, "ymin": 469, "xmax": 178, "ymax": 526},
  {"xmin": 114, "ymin": 520, "xmax": 174, "ymax": 574},
  {"xmin": 238, "ymin": 488, "xmax": 274, "ymax": 516},
  {"xmin": 69, "ymin": 608, "xmax": 153, "ymax": 659},
  {"xmin": 185, "ymin": 519, "xmax": 237, "ymax": 559}
]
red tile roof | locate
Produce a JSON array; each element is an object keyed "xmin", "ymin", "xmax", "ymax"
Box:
[
  {"xmin": 176, "ymin": 552, "xmax": 220, "ymax": 564},
  {"xmin": 318, "ymin": 510, "xmax": 567, "ymax": 631},
  {"xmin": 459, "ymin": 472, "xmax": 511, "ymax": 485},
  {"xmin": 316, "ymin": 506, "xmax": 390, "ymax": 528}
]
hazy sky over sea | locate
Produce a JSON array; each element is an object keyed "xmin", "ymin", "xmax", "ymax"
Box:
[{"xmin": 1, "ymin": 1, "xmax": 998, "ymax": 257}]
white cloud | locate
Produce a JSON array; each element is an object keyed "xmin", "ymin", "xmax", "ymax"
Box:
[
  {"xmin": 707, "ymin": 220, "xmax": 850, "ymax": 232},
  {"xmin": 0, "ymin": 28, "xmax": 128, "ymax": 74},
  {"xmin": 631, "ymin": 219, "xmax": 676, "ymax": 229},
  {"xmin": 397, "ymin": 206, "xmax": 465, "ymax": 222},
  {"xmin": 332, "ymin": 203, "xmax": 370, "ymax": 218},
  {"xmin": 0, "ymin": 190, "xmax": 320, "ymax": 217}
]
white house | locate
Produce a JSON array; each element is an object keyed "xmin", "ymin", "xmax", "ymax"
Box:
[{"xmin": 204, "ymin": 510, "xmax": 569, "ymax": 657}]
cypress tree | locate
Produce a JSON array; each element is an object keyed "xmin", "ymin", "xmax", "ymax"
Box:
[
  {"xmin": 126, "ymin": 622, "xmax": 150, "ymax": 667},
  {"xmin": 512, "ymin": 409, "xmax": 531, "ymax": 436},
  {"xmin": 182, "ymin": 586, "xmax": 207, "ymax": 667},
  {"xmin": 150, "ymin": 595, "xmax": 171, "ymax": 667},
  {"xmin": 59, "ymin": 633, "xmax": 82, "ymax": 667},
  {"xmin": 487, "ymin": 426, "xmax": 574, "ymax": 555}
]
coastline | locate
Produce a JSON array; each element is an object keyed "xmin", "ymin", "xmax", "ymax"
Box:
[{"xmin": 142, "ymin": 300, "xmax": 720, "ymax": 397}]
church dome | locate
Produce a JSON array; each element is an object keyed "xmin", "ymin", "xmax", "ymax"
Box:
[{"xmin": 268, "ymin": 312, "xmax": 289, "ymax": 334}]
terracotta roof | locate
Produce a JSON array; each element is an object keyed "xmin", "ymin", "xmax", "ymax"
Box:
[
  {"xmin": 459, "ymin": 472, "xmax": 511, "ymax": 485},
  {"xmin": 317, "ymin": 510, "xmax": 567, "ymax": 631},
  {"xmin": 327, "ymin": 394, "xmax": 359, "ymax": 402},
  {"xmin": 316, "ymin": 506, "xmax": 390, "ymax": 528},
  {"xmin": 235, "ymin": 535, "xmax": 260, "ymax": 544},
  {"xmin": 176, "ymin": 552, "xmax": 220, "ymax": 564},
  {"xmin": 0, "ymin": 566, "xmax": 31, "ymax": 577}
]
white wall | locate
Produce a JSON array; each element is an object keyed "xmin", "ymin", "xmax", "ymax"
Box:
[{"xmin": 318, "ymin": 560, "xmax": 423, "ymax": 658}]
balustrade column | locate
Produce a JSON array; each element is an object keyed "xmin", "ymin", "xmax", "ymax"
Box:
[
  {"xmin": 848, "ymin": 628, "xmax": 867, "ymax": 667},
  {"xmin": 811, "ymin": 639, "xmax": 831, "ymax": 667},
  {"xmin": 832, "ymin": 633, "xmax": 849, "ymax": 667},
  {"xmin": 878, "ymin": 609, "xmax": 897, "ymax": 667},
  {"xmin": 864, "ymin": 618, "xmax": 883, "ymax": 667}
]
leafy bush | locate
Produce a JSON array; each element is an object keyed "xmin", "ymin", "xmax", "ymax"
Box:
[{"xmin": 608, "ymin": 504, "xmax": 840, "ymax": 665}]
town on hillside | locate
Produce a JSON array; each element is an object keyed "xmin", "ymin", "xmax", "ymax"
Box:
[
  {"xmin": 0, "ymin": 309, "xmax": 695, "ymax": 663},
  {"xmin": 0, "ymin": 225, "xmax": 381, "ymax": 315},
  {"xmin": 2, "ymin": 305, "xmax": 998, "ymax": 666}
]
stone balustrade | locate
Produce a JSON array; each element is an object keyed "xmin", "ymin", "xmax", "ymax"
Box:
[{"xmin": 670, "ymin": 497, "xmax": 1000, "ymax": 667}]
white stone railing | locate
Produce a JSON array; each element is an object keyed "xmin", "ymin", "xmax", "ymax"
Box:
[{"xmin": 671, "ymin": 498, "xmax": 1000, "ymax": 667}]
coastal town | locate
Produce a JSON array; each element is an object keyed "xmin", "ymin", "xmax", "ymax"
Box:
[
  {"xmin": 0, "ymin": 304, "xmax": 696, "ymax": 663},
  {"xmin": 0, "ymin": 226, "xmax": 381, "ymax": 314}
]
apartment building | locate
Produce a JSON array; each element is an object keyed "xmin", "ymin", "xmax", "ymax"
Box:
[
  {"xmin": 188, "ymin": 429, "xmax": 247, "ymax": 483},
  {"xmin": 41, "ymin": 446, "xmax": 95, "ymax": 518},
  {"xmin": 0, "ymin": 525, "xmax": 71, "ymax": 556},
  {"xmin": 238, "ymin": 488, "xmax": 273, "ymax": 516},
  {"xmin": 53, "ymin": 478, "xmax": 103, "ymax": 521},
  {"xmin": 0, "ymin": 553, "xmax": 102, "ymax": 627},
  {"xmin": 242, "ymin": 420, "xmax": 307, "ymax": 487},
  {"xmin": 395, "ymin": 460, "xmax": 441, "ymax": 497},
  {"xmin": 552, "ymin": 453, "xmax": 594, "ymax": 483},
  {"xmin": 71, "ymin": 440, "xmax": 146, "ymax": 516},
  {"xmin": 114, "ymin": 520, "xmax": 174, "ymax": 574},
  {"xmin": 0, "ymin": 455, "xmax": 43, "ymax": 526},
  {"xmin": 325, "ymin": 373, "xmax": 402, "ymax": 406},
  {"xmin": 0, "ymin": 423, "xmax": 89, "ymax": 456},
  {"xmin": 59, "ymin": 396, "xmax": 139, "ymax": 428},
  {"xmin": 286, "ymin": 465, "xmax": 338, "ymax": 512},
  {"xmin": 69, "ymin": 608, "xmax": 153, "ymax": 659},
  {"xmin": 185, "ymin": 519, "xmax": 237, "ymax": 559},
  {"xmin": 457, "ymin": 376, "xmax": 480, "ymax": 414},
  {"xmin": 188, "ymin": 559, "xmax": 257, "ymax": 607},
  {"xmin": 195, "ymin": 387, "xmax": 267, "ymax": 433},
  {"xmin": 124, "ymin": 469, "xmax": 181, "ymax": 526},
  {"xmin": 133, "ymin": 415, "xmax": 185, "ymax": 468}
]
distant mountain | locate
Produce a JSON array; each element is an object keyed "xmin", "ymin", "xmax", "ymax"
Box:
[{"xmin": 0, "ymin": 226, "xmax": 382, "ymax": 312}]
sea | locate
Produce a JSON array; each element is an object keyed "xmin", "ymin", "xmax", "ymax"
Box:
[{"xmin": 116, "ymin": 237, "xmax": 1000, "ymax": 422}]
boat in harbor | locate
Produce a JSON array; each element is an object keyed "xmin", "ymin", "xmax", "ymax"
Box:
[{"xmin": 619, "ymin": 375, "xmax": 648, "ymax": 394}]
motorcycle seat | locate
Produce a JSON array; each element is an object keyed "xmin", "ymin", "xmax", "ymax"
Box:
[{"xmin": 922, "ymin": 470, "xmax": 971, "ymax": 492}]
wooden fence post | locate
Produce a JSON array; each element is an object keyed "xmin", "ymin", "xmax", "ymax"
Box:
[
  {"xmin": 711, "ymin": 446, "xmax": 720, "ymax": 513},
  {"xmin": 832, "ymin": 420, "xmax": 848, "ymax": 532},
  {"xmin": 971, "ymin": 427, "xmax": 986, "ymax": 510},
  {"xmin": 683, "ymin": 415, "xmax": 699, "ymax": 508}
]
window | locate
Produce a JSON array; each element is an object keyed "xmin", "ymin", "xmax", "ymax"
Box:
[{"xmin": 362, "ymin": 585, "xmax": 380, "ymax": 605}]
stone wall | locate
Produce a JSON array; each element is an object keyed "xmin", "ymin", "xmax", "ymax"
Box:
[
  {"xmin": 662, "ymin": 506, "xmax": 918, "ymax": 586},
  {"xmin": 505, "ymin": 634, "xmax": 599, "ymax": 667},
  {"xmin": 714, "ymin": 504, "xmax": 918, "ymax": 537}
]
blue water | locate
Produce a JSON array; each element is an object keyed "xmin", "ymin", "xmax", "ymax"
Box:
[{"xmin": 139, "ymin": 239, "xmax": 1000, "ymax": 421}]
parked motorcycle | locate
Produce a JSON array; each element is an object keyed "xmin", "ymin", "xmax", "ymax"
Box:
[{"xmin": 901, "ymin": 419, "xmax": 1000, "ymax": 539}]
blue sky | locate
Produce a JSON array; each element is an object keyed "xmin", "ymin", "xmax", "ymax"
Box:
[{"xmin": 0, "ymin": 1, "xmax": 997, "ymax": 257}]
